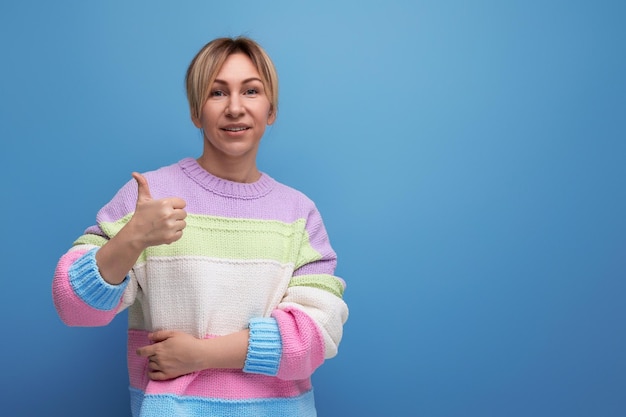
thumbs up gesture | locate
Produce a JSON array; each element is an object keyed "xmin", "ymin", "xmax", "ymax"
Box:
[{"xmin": 129, "ymin": 172, "xmax": 187, "ymax": 249}]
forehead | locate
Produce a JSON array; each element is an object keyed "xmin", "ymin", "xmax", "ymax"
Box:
[{"xmin": 214, "ymin": 53, "xmax": 262, "ymax": 82}]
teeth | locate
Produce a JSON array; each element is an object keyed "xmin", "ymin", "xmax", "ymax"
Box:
[{"xmin": 225, "ymin": 127, "xmax": 247, "ymax": 131}]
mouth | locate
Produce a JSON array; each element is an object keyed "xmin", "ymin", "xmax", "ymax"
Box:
[{"xmin": 221, "ymin": 125, "xmax": 250, "ymax": 132}]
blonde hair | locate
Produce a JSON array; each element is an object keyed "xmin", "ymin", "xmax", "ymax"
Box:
[{"xmin": 185, "ymin": 37, "xmax": 279, "ymax": 123}]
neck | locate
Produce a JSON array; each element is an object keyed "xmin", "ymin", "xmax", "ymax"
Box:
[{"xmin": 196, "ymin": 153, "xmax": 261, "ymax": 183}]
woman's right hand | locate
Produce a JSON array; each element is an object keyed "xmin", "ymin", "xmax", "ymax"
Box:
[
  {"xmin": 95, "ymin": 172, "xmax": 187, "ymax": 285},
  {"xmin": 128, "ymin": 172, "xmax": 187, "ymax": 249}
]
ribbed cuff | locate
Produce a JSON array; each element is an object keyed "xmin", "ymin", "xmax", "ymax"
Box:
[
  {"xmin": 243, "ymin": 317, "xmax": 282, "ymax": 376},
  {"xmin": 68, "ymin": 248, "xmax": 129, "ymax": 310}
]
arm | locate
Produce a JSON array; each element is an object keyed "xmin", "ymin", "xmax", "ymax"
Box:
[
  {"xmin": 135, "ymin": 329, "xmax": 251, "ymax": 380},
  {"xmin": 272, "ymin": 206, "xmax": 348, "ymax": 380},
  {"xmin": 135, "ymin": 318, "xmax": 281, "ymax": 380},
  {"xmin": 96, "ymin": 172, "xmax": 187, "ymax": 284},
  {"xmin": 52, "ymin": 173, "xmax": 187, "ymax": 326},
  {"xmin": 52, "ymin": 246, "xmax": 131, "ymax": 326}
]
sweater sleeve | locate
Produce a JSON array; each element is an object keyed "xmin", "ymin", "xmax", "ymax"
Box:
[
  {"xmin": 52, "ymin": 180, "xmax": 140, "ymax": 327},
  {"xmin": 52, "ymin": 246, "xmax": 132, "ymax": 326},
  {"xmin": 244, "ymin": 205, "xmax": 348, "ymax": 380}
]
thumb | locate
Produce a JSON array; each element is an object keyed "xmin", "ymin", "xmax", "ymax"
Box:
[{"xmin": 132, "ymin": 172, "xmax": 152, "ymax": 203}]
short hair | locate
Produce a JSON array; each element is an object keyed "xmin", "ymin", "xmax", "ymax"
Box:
[{"xmin": 185, "ymin": 37, "xmax": 279, "ymax": 123}]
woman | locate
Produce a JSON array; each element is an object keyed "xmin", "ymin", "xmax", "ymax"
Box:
[{"xmin": 53, "ymin": 36, "xmax": 348, "ymax": 417}]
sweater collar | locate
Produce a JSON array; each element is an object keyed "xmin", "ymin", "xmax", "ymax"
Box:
[{"xmin": 178, "ymin": 157, "xmax": 275, "ymax": 199}]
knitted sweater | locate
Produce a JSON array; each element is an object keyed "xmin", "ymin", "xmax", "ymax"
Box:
[{"xmin": 52, "ymin": 157, "xmax": 348, "ymax": 417}]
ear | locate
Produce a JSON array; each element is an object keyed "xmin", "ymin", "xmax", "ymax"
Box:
[
  {"xmin": 192, "ymin": 114, "xmax": 202, "ymax": 128},
  {"xmin": 267, "ymin": 108, "xmax": 276, "ymax": 125}
]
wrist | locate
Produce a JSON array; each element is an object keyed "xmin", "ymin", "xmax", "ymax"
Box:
[
  {"xmin": 119, "ymin": 220, "xmax": 149, "ymax": 253},
  {"xmin": 96, "ymin": 227, "xmax": 145, "ymax": 285},
  {"xmin": 200, "ymin": 331, "xmax": 249, "ymax": 370}
]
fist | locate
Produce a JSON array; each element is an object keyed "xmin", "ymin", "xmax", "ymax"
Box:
[{"xmin": 130, "ymin": 172, "xmax": 187, "ymax": 248}]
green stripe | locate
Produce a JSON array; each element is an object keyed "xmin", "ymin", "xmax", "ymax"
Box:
[
  {"xmin": 99, "ymin": 214, "xmax": 322, "ymax": 266},
  {"xmin": 73, "ymin": 234, "xmax": 108, "ymax": 247},
  {"xmin": 289, "ymin": 274, "xmax": 345, "ymax": 298}
]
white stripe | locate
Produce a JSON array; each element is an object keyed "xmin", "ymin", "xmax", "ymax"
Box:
[
  {"xmin": 278, "ymin": 286, "xmax": 349, "ymax": 359},
  {"xmin": 128, "ymin": 256, "xmax": 295, "ymax": 336}
]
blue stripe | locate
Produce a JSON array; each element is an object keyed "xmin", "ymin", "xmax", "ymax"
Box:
[
  {"xmin": 244, "ymin": 317, "xmax": 282, "ymax": 376},
  {"xmin": 129, "ymin": 387, "xmax": 317, "ymax": 417},
  {"xmin": 68, "ymin": 247, "xmax": 128, "ymax": 310}
]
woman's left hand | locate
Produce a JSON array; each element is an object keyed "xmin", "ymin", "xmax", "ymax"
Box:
[{"xmin": 136, "ymin": 330, "xmax": 206, "ymax": 380}]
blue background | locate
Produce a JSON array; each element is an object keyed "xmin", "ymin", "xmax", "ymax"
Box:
[{"xmin": 1, "ymin": 1, "xmax": 625, "ymax": 416}]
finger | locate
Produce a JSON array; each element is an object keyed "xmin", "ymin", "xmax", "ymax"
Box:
[
  {"xmin": 136, "ymin": 345, "xmax": 154, "ymax": 358},
  {"xmin": 170, "ymin": 197, "xmax": 186, "ymax": 210},
  {"xmin": 172, "ymin": 209, "xmax": 187, "ymax": 223},
  {"xmin": 149, "ymin": 330, "xmax": 174, "ymax": 342},
  {"xmin": 132, "ymin": 172, "xmax": 153, "ymax": 203},
  {"xmin": 148, "ymin": 358, "xmax": 160, "ymax": 371},
  {"xmin": 149, "ymin": 371, "xmax": 168, "ymax": 381}
]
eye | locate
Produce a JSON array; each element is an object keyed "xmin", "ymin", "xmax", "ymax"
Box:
[
  {"xmin": 244, "ymin": 88, "xmax": 259, "ymax": 96},
  {"xmin": 210, "ymin": 90, "xmax": 226, "ymax": 97}
]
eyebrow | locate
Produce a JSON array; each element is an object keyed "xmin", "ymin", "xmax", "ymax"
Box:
[{"xmin": 213, "ymin": 77, "xmax": 263, "ymax": 85}]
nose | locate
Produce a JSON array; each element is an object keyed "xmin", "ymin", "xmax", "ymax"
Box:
[{"xmin": 226, "ymin": 95, "xmax": 244, "ymax": 117}]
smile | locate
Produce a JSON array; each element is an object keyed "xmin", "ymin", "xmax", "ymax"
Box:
[{"xmin": 222, "ymin": 127, "xmax": 249, "ymax": 132}]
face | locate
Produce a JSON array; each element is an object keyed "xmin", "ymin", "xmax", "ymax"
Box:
[{"xmin": 193, "ymin": 53, "xmax": 276, "ymax": 163}]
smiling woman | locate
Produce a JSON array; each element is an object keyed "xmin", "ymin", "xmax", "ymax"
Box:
[
  {"xmin": 193, "ymin": 53, "xmax": 276, "ymax": 183},
  {"xmin": 51, "ymin": 36, "xmax": 348, "ymax": 417}
]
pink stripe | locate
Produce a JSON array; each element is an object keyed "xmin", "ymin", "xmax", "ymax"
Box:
[
  {"xmin": 273, "ymin": 307, "xmax": 325, "ymax": 380},
  {"xmin": 52, "ymin": 249, "xmax": 118, "ymax": 326},
  {"xmin": 127, "ymin": 329, "xmax": 311, "ymax": 399}
]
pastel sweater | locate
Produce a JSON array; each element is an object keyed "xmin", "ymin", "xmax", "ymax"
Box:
[{"xmin": 52, "ymin": 158, "xmax": 348, "ymax": 417}]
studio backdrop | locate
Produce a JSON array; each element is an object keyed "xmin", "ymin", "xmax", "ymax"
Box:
[{"xmin": 1, "ymin": 1, "xmax": 625, "ymax": 416}]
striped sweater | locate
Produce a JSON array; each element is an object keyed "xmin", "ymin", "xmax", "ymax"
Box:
[{"xmin": 52, "ymin": 157, "xmax": 348, "ymax": 417}]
